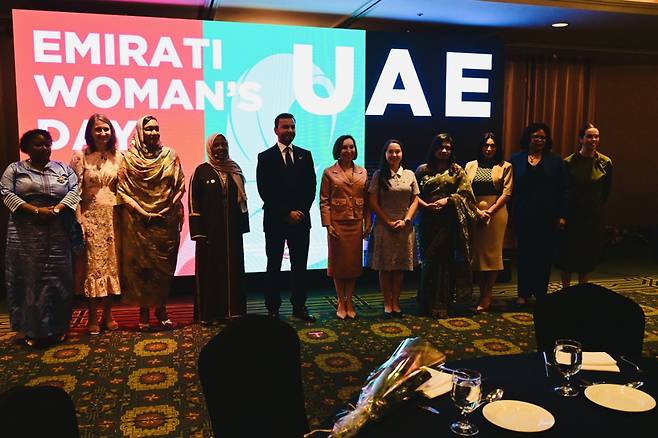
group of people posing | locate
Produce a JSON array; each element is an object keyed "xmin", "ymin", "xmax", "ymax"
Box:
[
  {"xmin": 313, "ymin": 119, "xmax": 611, "ymax": 320},
  {"xmin": 1, "ymin": 112, "xmax": 612, "ymax": 346}
]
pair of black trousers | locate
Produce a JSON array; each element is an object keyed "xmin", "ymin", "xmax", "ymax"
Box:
[
  {"xmin": 516, "ymin": 227, "xmax": 556, "ymax": 299},
  {"xmin": 264, "ymin": 225, "xmax": 310, "ymax": 312}
]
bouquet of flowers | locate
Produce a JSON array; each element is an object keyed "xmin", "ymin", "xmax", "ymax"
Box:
[{"xmin": 330, "ymin": 337, "xmax": 446, "ymax": 438}]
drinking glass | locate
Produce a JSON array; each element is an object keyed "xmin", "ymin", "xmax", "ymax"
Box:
[
  {"xmin": 450, "ymin": 369, "xmax": 482, "ymax": 436},
  {"xmin": 553, "ymin": 339, "xmax": 582, "ymax": 397}
]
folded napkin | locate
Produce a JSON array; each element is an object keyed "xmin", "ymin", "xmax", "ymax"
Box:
[
  {"xmin": 582, "ymin": 352, "xmax": 620, "ymax": 372},
  {"xmin": 417, "ymin": 367, "xmax": 452, "ymax": 398},
  {"xmin": 555, "ymin": 351, "xmax": 620, "ymax": 372}
]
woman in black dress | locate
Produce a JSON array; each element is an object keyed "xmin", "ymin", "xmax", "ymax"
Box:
[
  {"xmin": 510, "ymin": 123, "xmax": 568, "ymax": 305},
  {"xmin": 189, "ymin": 133, "xmax": 249, "ymax": 322}
]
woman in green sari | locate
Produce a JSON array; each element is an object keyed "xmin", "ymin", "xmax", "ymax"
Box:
[{"xmin": 415, "ymin": 133, "xmax": 477, "ymax": 318}]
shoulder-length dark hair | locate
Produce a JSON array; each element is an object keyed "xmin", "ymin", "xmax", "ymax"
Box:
[
  {"xmin": 578, "ymin": 122, "xmax": 599, "ymax": 139},
  {"xmin": 519, "ymin": 122, "xmax": 553, "ymax": 151},
  {"xmin": 477, "ymin": 131, "xmax": 504, "ymax": 164},
  {"xmin": 332, "ymin": 135, "xmax": 357, "ymax": 160},
  {"xmin": 84, "ymin": 113, "xmax": 117, "ymax": 153},
  {"xmin": 377, "ymin": 138, "xmax": 405, "ymax": 192},
  {"xmin": 426, "ymin": 133, "xmax": 456, "ymax": 172}
]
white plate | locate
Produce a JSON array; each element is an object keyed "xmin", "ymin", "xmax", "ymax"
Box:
[
  {"xmin": 585, "ymin": 384, "xmax": 656, "ymax": 412},
  {"xmin": 483, "ymin": 400, "xmax": 555, "ymax": 433}
]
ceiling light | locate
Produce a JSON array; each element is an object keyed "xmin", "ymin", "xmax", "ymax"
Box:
[{"xmin": 551, "ymin": 22, "xmax": 569, "ymax": 28}]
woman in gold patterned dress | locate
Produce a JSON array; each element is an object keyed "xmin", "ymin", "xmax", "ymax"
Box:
[
  {"xmin": 70, "ymin": 114, "xmax": 122, "ymax": 335},
  {"xmin": 465, "ymin": 132, "xmax": 513, "ymax": 312},
  {"xmin": 117, "ymin": 115, "xmax": 185, "ymax": 330},
  {"xmin": 415, "ymin": 133, "xmax": 477, "ymax": 318}
]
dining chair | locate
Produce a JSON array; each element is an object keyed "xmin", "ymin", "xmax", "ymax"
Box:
[
  {"xmin": 533, "ymin": 283, "xmax": 645, "ymax": 355},
  {"xmin": 0, "ymin": 385, "xmax": 80, "ymax": 437},
  {"xmin": 198, "ymin": 314, "xmax": 309, "ymax": 438}
]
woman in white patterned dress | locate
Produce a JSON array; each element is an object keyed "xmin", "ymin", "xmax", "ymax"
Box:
[{"xmin": 70, "ymin": 114, "xmax": 122, "ymax": 335}]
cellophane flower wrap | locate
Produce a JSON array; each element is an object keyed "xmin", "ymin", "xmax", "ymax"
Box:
[{"xmin": 330, "ymin": 337, "xmax": 446, "ymax": 438}]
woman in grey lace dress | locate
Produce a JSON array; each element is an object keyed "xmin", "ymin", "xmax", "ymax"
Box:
[{"xmin": 367, "ymin": 139, "xmax": 419, "ymax": 318}]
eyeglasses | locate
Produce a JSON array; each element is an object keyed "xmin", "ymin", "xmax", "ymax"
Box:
[{"xmin": 531, "ymin": 135, "xmax": 547, "ymax": 141}]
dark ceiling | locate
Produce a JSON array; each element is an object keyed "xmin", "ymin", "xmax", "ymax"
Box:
[{"xmin": 2, "ymin": 0, "xmax": 658, "ymax": 53}]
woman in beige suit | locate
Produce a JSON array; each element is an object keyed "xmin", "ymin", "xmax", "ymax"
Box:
[
  {"xmin": 465, "ymin": 132, "xmax": 512, "ymax": 311},
  {"xmin": 320, "ymin": 135, "xmax": 370, "ymax": 319}
]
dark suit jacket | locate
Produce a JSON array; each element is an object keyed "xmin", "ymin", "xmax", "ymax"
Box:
[
  {"xmin": 256, "ymin": 145, "xmax": 316, "ymax": 233},
  {"xmin": 509, "ymin": 150, "xmax": 568, "ymax": 234}
]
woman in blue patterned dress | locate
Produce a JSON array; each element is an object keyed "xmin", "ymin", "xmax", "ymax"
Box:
[{"xmin": 1, "ymin": 129, "xmax": 81, "ymax": 346}]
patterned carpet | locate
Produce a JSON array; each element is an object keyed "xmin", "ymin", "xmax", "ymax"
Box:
[{"xmin": 0, "ymin": 276, "xmax": 657, "ymax": 437}]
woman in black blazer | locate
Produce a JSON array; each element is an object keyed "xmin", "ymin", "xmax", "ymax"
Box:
[{"xmin": 510, "ymin": 122, "xmax": 568, "ymax": 305}]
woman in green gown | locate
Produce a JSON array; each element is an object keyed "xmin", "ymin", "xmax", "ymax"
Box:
[
  {"xmin": 557, "ymin": 123, "xmax": 613, "ymax": 287},
  {"xmin": 415, "ymin": 133, "xmax": 477, "ymax": 318}
]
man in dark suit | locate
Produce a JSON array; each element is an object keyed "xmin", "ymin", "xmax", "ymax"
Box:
[{"xmin": 257, "ymin": 113, "xmax": 317, "ymax": 322}]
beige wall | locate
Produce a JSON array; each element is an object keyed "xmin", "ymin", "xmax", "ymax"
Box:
[{"xmin": 592, "ymin": 60, "xmax": 658, "ymax": 225}]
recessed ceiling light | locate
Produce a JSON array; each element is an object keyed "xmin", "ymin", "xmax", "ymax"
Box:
[{"xmin": 551, "ymin": 22, "xmax": 569, "ymax": 28}]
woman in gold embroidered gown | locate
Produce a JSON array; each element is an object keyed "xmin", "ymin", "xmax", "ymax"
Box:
[
  {"xmin": 70, "ymin": 114, "xmax": 122, "ymax": 335},
  {"xmin": 117, "ymin": 115, "xmax": 185, "ymax": 330},
  {"xmin": 415, "ymin": 133, "xmax": 477, "ymax": 318}
]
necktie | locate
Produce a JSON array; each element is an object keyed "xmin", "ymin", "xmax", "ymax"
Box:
[{"xmin": 284, "ymin": 146, "xmax": 293, "ymax": 168}]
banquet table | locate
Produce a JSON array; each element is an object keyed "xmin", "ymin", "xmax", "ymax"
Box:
[{"xmin": 343, "ymin": 353, "xmax": 657, "ymax": 437}]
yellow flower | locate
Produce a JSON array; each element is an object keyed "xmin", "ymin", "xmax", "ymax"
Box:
[
  {"xmin": 120, "ymin": 405, "xmax": 180, "ymax": 437},
  {"xmin": 298, "ymin": 328, "xmax": 338, "ymax": 344},
  {"xmin": 26, "ymin": 374, "xmax": 77, "ymax": 393},
  {"xmin": 370, "ymin": 322, "xmax": 412, "ymax": 338},
  {"xmin": 501, "ymin": 312, "xmax": 534, "ymax": 326},
  {"xmin": 128, "ymin": 367, "xmax": 178, "ymax": 391},
  {"xmin": 134, "ymin": 339, "xmax": 177, "ymax": 357},
  {"xmin": 315, "ymin": 353, "xmax": 362, "ymax": 373},
  {"xmin": 473, "ymin": 338, "xmax": 522, "ymax": 355},
  {"xmin": 42, "ymin": 344, "xmax": 91, "ymax": 364},
  {"xmin": 438, "ymin": 318, "xmax": 481, "ymax": 331}
]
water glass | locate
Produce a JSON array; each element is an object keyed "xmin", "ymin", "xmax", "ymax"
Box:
[
  {"xmin": 553, "ymin": 339, "xmax": 582, "ymax": 397},
  {"xmin": 450, "ymin": 369, "xmax": 482, "ymax": 436}
]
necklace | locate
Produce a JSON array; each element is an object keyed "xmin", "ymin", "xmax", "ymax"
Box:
[{"xmin": 528, "ymin": 154, "xmax": 541, "ymax": 165}]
